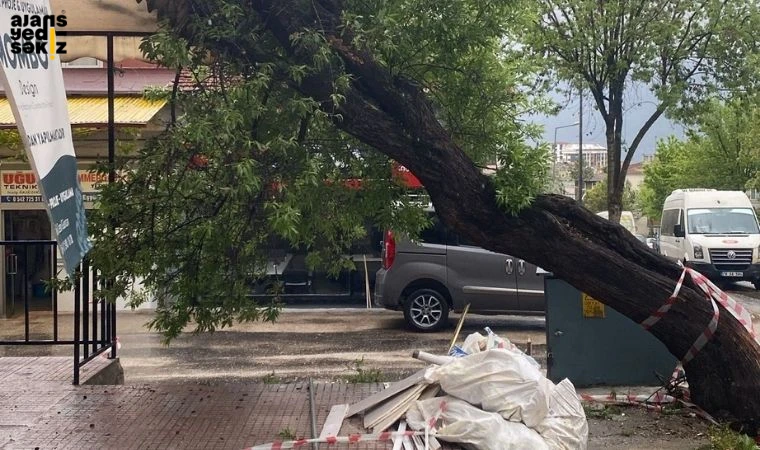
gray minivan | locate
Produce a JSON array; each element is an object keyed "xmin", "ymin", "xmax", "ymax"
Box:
[{"xmin": 374, "ymin": 213, "xmax": 545, "ymax": 331}]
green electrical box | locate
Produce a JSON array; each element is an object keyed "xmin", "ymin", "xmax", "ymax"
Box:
[{"xmin": 545, "ymin": 276, "xmax": 679, "ymax": 387}]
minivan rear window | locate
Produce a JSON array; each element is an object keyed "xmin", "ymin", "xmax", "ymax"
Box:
[{"xmin": 419, "ymin": 216, "xmax": 449, "ymax": 245}]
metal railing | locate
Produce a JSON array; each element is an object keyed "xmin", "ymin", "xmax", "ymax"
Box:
[{"xmin": 0, "ymin": 240, "xmax": 116, "ymax": 385}]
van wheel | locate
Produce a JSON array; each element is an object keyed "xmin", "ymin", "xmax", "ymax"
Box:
[
  {"xmin": 403, "ymin": 288, "xmax": 449, "ymax": 332},
  {"xmin": 754, "ymin": 280, "xmax": 760, "ymax": 291}
]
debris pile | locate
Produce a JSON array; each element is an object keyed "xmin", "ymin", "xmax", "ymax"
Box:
[{"xmin": 342, "ymin": 329, "xmax": 588, "ymax": 449}]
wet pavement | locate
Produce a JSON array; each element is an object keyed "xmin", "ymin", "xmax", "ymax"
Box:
[
  {"xmin": 1, "ymin": 375, "xmax": 408, "ymax": 449},
  {"xmin": 113, "ymin": 308, "xmax": 545, "ymax": 384},
  {"xmin": 0, "ymin": 308, "xmax": 538, "ymax": 449},
  {"xmin": 0, "ymin": 308, "xmax": 546, "ymax": 384},
  {"xmin": 2, "ymin": 298, "xmax": 757, "ymax": 449}
]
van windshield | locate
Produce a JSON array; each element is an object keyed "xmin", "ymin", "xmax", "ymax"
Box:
[{"xmin": 687, "ymin": 208, "xmax": 760, "ymax": 234}]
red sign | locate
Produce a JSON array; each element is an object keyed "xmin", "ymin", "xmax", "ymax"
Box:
[{"xmin": 392, "ymin": 162, "xmax": 423, "ymax": 189}]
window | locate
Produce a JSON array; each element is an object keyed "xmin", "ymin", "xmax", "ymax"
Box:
[
  {"xmin": 661, "ymin": 209, "xmax": 680, "ymax": 236},
  {"xmin": 419, "ymin": 215, "xmax": 449, "ymax": 245},
  {"xmin": 418, "ymin": 212, "xmax": 475, "ymax": 246},
  {"xmin": 687, "ymin": 208, "xmax": 760, "ymax": 234}
]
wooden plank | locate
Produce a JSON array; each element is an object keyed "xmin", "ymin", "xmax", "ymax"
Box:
[
  {"xmin": 318, "ymin": 404, "xmax": 349, "ymax": 439},
  {"xmin": 392, "ymin": 421, "xmax": 406, "ymax": 450},
  {"xmin": 346, "ymin": 369, "xmax": 427, "ymax": 417},
  {"xmin": 419, "ymin": 384, "xmax": 440, "ymax": 401},
  {"xmin": 371, "ymin": 384, "xmax": 428, "ymax": 433},
  {"xmin": 447, "ymin": 302, "xmax": 470, "ymax": 353},
  {"xmin": 364, "ymin": 383, "xmax": 426, "ymax": 430}
]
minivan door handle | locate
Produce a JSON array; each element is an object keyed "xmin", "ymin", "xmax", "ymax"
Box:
[
  {"xmin": 506, "ymin": 259, "xmax": 514, "ymax": 275},
  {"xmin": 518, "ymin": 259, "xmax": 526, "ymax": 275}
]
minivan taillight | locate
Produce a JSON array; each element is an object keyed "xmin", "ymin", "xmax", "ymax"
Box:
[{"xmin": 383, "ymin": 230, "xmax": 396, "ymax": 270}]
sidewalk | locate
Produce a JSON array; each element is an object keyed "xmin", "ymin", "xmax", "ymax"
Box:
[
  {"xmin": 0, "ymin": 308, "xmax": 717, "ymax": 449},
  {"xmin": 1, "ymin": 374, "xmax": 407, "ymax": 449}
]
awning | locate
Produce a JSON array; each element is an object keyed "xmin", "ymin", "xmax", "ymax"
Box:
[{"xmin": 0, "ymin": 97, "xmax": 167, "ymax": 129}]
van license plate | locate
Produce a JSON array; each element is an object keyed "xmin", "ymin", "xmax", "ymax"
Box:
[{"xmin": 721, "ymin": 271, "xmax": 743, "ymax": 277}]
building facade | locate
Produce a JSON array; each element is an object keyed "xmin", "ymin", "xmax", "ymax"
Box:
[
  {"xmin": 0, "ymin": 58, "xmax": 174, "ymax": 318},
  {"xmin": 555, "ymin": 142, "xmax": 608, "ymax": 169}
]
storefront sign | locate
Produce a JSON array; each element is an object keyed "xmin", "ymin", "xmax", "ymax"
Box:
[
  {"xmin": 1, "ymin": 169, "xmax": 105, "ymax": 203},
  {"xmin": 0, "ymin": 0, "xmax": 92, "ymax": 275}
]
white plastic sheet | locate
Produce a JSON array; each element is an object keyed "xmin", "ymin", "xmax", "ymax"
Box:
[
  {"xmin": 423, "ymin": 349, "xmax": 552, "ymax": 428},
  {"xmin": 406, "ymin": 396, "xmax": 549, "ymax": 450},
  {"xmin": 460, "ymin": 331, "xmax": 541, "ymax": 369},
  {"xmin": 536, "ymin": 379, "xmax": 589, "ymax": 450}
]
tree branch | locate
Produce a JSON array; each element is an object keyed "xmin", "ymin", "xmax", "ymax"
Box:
[{"xmin": 619, "ymin": 105, "xmax": 665, "ymax": 191}]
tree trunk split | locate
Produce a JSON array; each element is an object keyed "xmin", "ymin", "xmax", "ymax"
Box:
[{"xmin": 141, "ymin": 0, "xmax": 760, "ymax": 431}]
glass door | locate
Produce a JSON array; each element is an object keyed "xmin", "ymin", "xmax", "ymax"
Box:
[{"xmin": 3, "ymin": 210, "xmax": 53, "ymax": 318}]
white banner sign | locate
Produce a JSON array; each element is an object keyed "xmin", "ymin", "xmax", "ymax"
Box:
[{"xmin": 0, "ymin": 0, "xmax": 92, "ymax": 275}]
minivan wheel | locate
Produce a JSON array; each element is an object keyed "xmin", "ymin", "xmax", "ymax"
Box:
[
  {"xmin": 754, "ymin": 280, "xmax": 760, "ymax": 291},
  {"xmin": 403, "ymin": 288, "xmax": 449, "ymax": 332}
]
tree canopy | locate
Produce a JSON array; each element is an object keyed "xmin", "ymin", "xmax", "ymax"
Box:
[
  {"xmin": 639, "ymin": 99, "xmax": 760, "ymax": 222},
  {"xmin": 94, "ymin": 0, "xmax": 550, "ymax": 339},
  {"xmin": 125, "ymin": 0, "xmax": 760, "ymax": 426},
  {"xmin": 522, "ymin": 0, "xmax": 759, "ymax": 222},
  {"xmin": 584, "ymin": 180, "xmax": 637, "ymax": 215}
]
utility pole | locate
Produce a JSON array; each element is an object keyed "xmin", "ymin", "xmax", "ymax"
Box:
[
  {"xmin": 578, "ymin": 85, "xmax": 584, "ymax": 204},
  {"xmin": 553, "ymin": 122, "xmax": 579, "ymax": 194}
]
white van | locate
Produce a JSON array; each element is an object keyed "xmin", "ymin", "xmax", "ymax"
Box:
[
  {"xmin": 659, "ymin": 189, "xmax": 760, "ymax": 288},
  {"xmin": 597, "ymin": 210, "xmax": 638, "ymax": 235}
]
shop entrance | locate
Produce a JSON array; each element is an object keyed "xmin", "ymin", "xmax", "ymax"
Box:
[{"xmin": 1, "ymin": 210, "xmax": 55, "ymax": 319}]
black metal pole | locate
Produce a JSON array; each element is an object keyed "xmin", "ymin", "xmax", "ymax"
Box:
[
  {"xmin": 107, "ymin": 33, "xmax": 117, "ymax": 360},
  {"xmin": 53, "ymin": 243, "xmax": 58, "ymax": 341},
  {"xmin": 84, "ymin": 259, "xmax": 93, "ymax": 355},
  {"xmin": 82, "ymin": 262, "xmax": 89, "ymax": 361},
  {"xmin": 23, "ymin": 251, "xmax": 29, "ymax": 341},
  {"xmin": 96, "ymin": 269, "xmax": 105, "ymax": 347},
  {"xmin": 73, "ymin": 265, "xmax": 81, "ymax": 385}
]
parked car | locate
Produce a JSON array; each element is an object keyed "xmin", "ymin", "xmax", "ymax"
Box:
[
  {"xmin": 374, "ymin": 211, "xmax": 545, "ymax": 331},
  {"xmin": 659, "ymin": 189, "xmax": 760, "ymax": 288},
  {"xmin": 646, "ymin": 237, "xmax": 659, "ymax": 252}
]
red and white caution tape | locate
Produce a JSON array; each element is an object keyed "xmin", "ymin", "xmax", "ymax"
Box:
[
  {"xmin": 244, "ymin": 430, "xmax": 429, "ymax": 450},
  {"xmin": 641, "ymin": 269, "xmax": 687, "ymax": 330},
  {"xmin": 246, "ymin": 399, "xmax": 448, "ymax": 450},
  {"xmin": 640, "ymin": 263, "xmax": 760, "ymax": 363},
  {"xmin": 687, "ymin": 268, "xmax": 757, "ymax": 341},
  {"xmin": 681, "ymin": 288, "xmax": 719, "ymax": 364},
  {"xmin": 579, "ymin": 392, "xmax": 676, "ymax": 405}
]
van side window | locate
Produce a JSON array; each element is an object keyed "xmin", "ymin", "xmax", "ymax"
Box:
[{"xmin": 661, "ymin": 209, "xmax": 678, "ymax": 236}]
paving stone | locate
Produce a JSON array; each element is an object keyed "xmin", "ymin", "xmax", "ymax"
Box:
[{"xmin": 0, "ymin": 357, "xmax": 457, "ymax": 449}]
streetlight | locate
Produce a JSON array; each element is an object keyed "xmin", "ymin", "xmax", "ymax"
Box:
[{"xmin": 552, "ymin": 122, "xmax": 579, "ymax": 192}]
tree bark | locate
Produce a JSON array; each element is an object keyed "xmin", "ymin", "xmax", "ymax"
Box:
[
  {"xmin": 140, "ymin": 0, "xmax": 760, "ymax": 431},
  {"xmin": 605, "ymin": 123, "xmax": 624, "ymax": 223},
  {"xmin": 605, "ymin": 87, "xmax": 624, "ymax": 224}
]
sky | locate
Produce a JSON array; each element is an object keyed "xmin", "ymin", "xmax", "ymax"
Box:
[{"xmin": 528, "ymin": 84, "xmax": 687, "ymax": 163}]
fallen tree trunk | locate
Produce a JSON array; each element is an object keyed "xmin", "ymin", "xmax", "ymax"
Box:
[{"xmin": 140, "ymin": 0, "xmax": 760, "ymax": 430}]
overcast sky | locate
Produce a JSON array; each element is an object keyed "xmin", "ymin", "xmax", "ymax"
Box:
[{"xmin": 527, "ymin": 85, "xmax": 687, "ymax": 163}]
